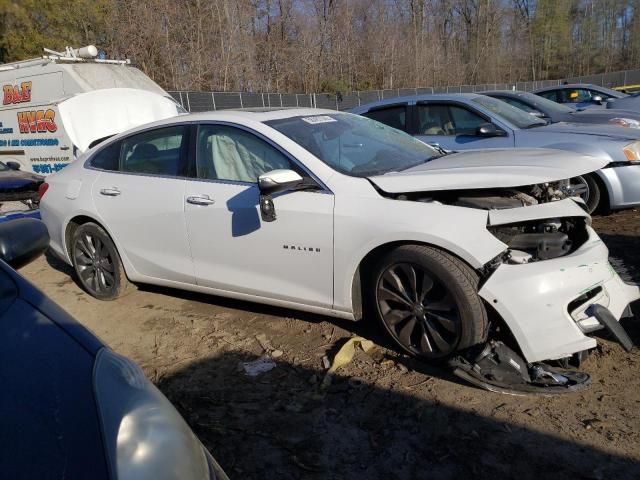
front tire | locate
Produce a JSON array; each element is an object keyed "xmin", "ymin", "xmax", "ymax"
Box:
[
  {"xmin": 371, "ymin": 245, "xmax": 488, "ymax": 360},
  {"xmin": 570, "ymin": 174, "xmax": 601, "ymax": 214},
  {"xmin": 71, "ymin": 222, "xmax": 129, "ymax": 300}
]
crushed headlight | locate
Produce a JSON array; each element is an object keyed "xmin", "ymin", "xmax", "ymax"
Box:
[
  {"xmin": 93, "ymin": 348, "xmax": 228, "ymax": 480},
  {"xmin": 610, "ymin": 117, "xmax": 640, "ymax": 129},
  {"xmin": 622, "ymin": 141, "xmax": 640, "ymax": 161}
]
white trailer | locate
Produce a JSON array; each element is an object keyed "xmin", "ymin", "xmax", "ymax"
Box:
[{"xmin": 0, "ymin": 46, "xmax": 183, "ymax": 175}]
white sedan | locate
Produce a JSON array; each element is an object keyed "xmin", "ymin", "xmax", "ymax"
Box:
[{"xmin": 39, "ymin": 109, "xmax": 639, "ymax": 389}]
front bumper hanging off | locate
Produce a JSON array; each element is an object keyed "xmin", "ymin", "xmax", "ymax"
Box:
[{"xmin": 478, "ymin": 225, "xmax": 639, "ymax": 364}]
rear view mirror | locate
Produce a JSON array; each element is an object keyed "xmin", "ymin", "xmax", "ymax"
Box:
[
  {"xmin": 257, "ymin": 169, "xmax": 304, "ymax": 222},
  {"xmin": 0, "ymin": 218, "xmax": 49, "ymax": 269},
  {"xmin": 476, "ymin": 123, "xmax": 506, "ymax": 137},
  {"xmin": 592, "ymin": 95, "xmax": 604, "ymax": 104},
  {"xmin": 530, "ymin": 110, "xmax": 547, "ymax": 119},
  {"xmin": 6, "ymin": 161, "xmax": 21, "ymax": 170}
]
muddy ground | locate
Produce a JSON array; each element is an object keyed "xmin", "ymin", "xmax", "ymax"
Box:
[{"xmin": 20, "ymin": 209, "xmax": 640, "ymax": 479}]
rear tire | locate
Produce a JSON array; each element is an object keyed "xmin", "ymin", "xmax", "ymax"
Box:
[
  {"xmin": 71, "ymin": 222, "xmax": 129, "ymax": 300},
  {"xmin": 370, "ymin": 245, "xmax": 489, "ymax": 361}
]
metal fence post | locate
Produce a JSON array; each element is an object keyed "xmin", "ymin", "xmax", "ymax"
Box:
[
  {"xmin": 239, "ymin": 92, "xmax": 243, "ymax": 108},
  {"xmin": 211, "ymin": 92, "xmax": 216, "ymax": 111},
  {"xmin": 185, "ymin": 92, "xmax": 191, "ymax": 112}
]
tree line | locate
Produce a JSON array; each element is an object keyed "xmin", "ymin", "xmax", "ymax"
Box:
[{"xmin": 1, "ymin": 0, "xmax": 639, "ymax": 94}]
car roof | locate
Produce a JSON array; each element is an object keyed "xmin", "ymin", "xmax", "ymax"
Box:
[
  {"xmin": 351, "ymin": 93, "xmax": 482, "ymax": 112},
  {"xmin": 99, "ymin": 107, "xmax": 348, "ymax": 143},
  {"xmin": 533, "ymin": 83, "xmax": 600, "ymax": 93}
]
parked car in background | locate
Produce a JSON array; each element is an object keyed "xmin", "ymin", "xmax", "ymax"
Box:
[
  {"xmin": 39, "ymin": 109, "xmax": 639, "ymax": 392},
  {"xmin": 351, "ymin": 94, "xmax": 640, "ymax": 213},
  {"xmin": 0, "ymin": 159, "xmax": 42, "ymax": 214},
  {"xmin": 483, "ymin": 90, "xmax": 640, "ymax": 129},
  {"xmin": 0, "ymin": 218, "xmax": 228, "ymax": 480},
  {"xmin": 533, "ymin": 83, "xmax": 640, "ymax": 111}
]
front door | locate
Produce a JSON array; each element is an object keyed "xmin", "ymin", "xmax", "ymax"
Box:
[
  {"xmin": 92, "ymin": 125, "xmax": 194, "ymax": 284},
  {"xmin": 184, "ymin": 123, "xmax": 334, "ymax": 307}
]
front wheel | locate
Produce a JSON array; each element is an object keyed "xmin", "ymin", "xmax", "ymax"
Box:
[
  {"xmin": 371, "ymin": 245, "xmax": 489, "ymax": 360},
  {"xmin": 71, "ymin": 222, "xmax": 129, "ymax": 300},
  {"xmin": 569, "ymin": 174, "xmax": 601, "ymax": 214}
]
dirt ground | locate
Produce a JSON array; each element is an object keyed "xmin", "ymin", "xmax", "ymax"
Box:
[{"xmin": 19, "ymin": 209, "xmax": 640, "ymax": 479}]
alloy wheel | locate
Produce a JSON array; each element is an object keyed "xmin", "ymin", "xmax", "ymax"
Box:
[
  {"xmin": 376, "ymin": 262, "xmax": 461, "ymax": 357},
  {"xmin": 74, "ymin": 232, "xmax": 116, "ymax": 294}
]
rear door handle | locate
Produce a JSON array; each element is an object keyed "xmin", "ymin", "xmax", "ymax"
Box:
[
  {"xmin": 99, "ymin": 187, "xmax": 121, "ymax": 197},
  {"xmin": 186, "ymin": 195, "xmax": 215, "ymax": 206}
]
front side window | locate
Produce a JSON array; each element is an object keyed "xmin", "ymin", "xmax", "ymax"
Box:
[
  {"xmin": 417, "ymin": 104, "xmax": 486, "ymax": 135},
  {"xmin": 120, "ymin": 126, "xmax": 187, "ymax": 176},
  {"xmin": 362, "ymin": 105, "xmax": 407, "ymax": 131},
  {"xmin": 266, "ymin": 113, "xmax": 440, "ymax": 177},
  {"xmin": 196, "ymin": 125, "xmax": 292, "ymax": 183}
]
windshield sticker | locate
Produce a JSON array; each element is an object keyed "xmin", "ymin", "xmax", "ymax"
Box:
[{"xmin": 301, "ymin": 115, "xmax": 337, "ymax": 124}]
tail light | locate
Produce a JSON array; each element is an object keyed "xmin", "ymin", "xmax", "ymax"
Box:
[{"xmin": 37, "ymin": 182, "xmax": 49, "ymax": 200}]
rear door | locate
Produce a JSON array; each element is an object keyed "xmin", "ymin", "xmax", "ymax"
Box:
[
  {"xmin": 91, "ymin": 125, "xmax": 194, "ymax": 284},
  {"xmin": 413, "ymin": 102, "xmax": 514, "ymax": 150}
]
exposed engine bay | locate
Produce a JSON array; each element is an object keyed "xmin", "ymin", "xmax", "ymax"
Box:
[{"xmin": 388, "ymin": 179, "xmax": 577, "ymax": 209}]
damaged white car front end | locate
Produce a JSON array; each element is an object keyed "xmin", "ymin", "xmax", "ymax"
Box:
[{"xmin": 479, "ymin": 198, "xmax": 639, "ymax": 364}]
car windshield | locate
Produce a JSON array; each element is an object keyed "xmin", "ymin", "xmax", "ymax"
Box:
[
  {"xmin": 471, "ymin": 95, "xmax": 547, "ymax": 129},
  {"xmin": 515, "ymin": 92, "xmax": 575, "ymax": 114},
  {"xmin": 265, "ymin": 113, "xmax": 440, "ymax": 177}
]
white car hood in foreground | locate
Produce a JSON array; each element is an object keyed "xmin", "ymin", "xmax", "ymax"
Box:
[
  {"xmin": 58, "ymin": 88, "xmax": 183, "ymax": 153},
  {"xmin": 368, "ymin": 148, "xmax": 608, "ymax": 193}
]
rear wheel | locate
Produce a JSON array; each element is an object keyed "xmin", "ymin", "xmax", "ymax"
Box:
[
  {"xmin": 372, "ymin": 245, "xmax": 488, "ymax": 360},
  {"xmin": 71, "ymin": 222, "xmax": 129, "ymax": 300}
]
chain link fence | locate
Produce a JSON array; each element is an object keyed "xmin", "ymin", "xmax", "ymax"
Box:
[{"xmin": 169, "ymin": 68, "xmax": 640, "ymax": 113}]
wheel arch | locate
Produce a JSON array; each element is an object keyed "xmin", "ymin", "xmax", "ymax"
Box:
[
  {"xmin": 348, "ymin": 240, "xmax": 482, "ymax": 321},
  {"xmin": 63, "ymin": 213, "xmax": 138, "ymax": 281}
]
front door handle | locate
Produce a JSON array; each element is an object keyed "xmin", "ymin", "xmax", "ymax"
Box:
[
  {"xmin": 100, "ymin": 187, "xmax": 121, "ymax": 197},
  {"xmin": 186, "ymin": 195, "xmax": 215, "ymax": 206}
]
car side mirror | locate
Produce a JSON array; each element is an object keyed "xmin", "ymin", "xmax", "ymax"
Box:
[
  {"xmin": 475, "ymin": 123, "xmax": 506, "ymax": 137},
  {"xmin": 6, "ymin": 161, "xmax": 21, "ymax": 170},
  {"xmin": 529, "ymin": 110, "xmax": 547, "ymax": 119},
  {"xmin": 0, "ymin": 218, "xmax": 49, "ymax": 269},
  {"xmin": 257, "ymin": 169, "xmax": 304, "ymax": 222},
  {"xmin": 592, "ymin": 95, "xmax": 603, "ymax": 104}
]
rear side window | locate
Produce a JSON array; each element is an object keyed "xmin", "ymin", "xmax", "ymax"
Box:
[
  {"xmin": 89, "ymin": 141, "xmax": 121, "ymax": 171},
  {"xmin": 362, "ymin": 105, "xmax": 407, "ymax": 131},
  {"xmin": 537, "ymin": 91, "xmax": 559, "ymax": 102},
  {"xmin": 120, "ymin": 126, "xmax": 187, "ymax": 176}
]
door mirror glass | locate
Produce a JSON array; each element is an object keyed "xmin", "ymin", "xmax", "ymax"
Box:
[
  {"xmin": 6, "ymin": 161, "xmax": 21, "ymax": 170},
  {"xmin": 529, "ymin": 110, "xmax": 546, "ymax": 118},
  {"xmin": 592, "ymin": 95, "xmax": 603, "ymax": 104},
  {"xmin": 257, "ymin": 169, "xmax": 303, "ymax": 222},
  {"xmin": 475, "ymin": 123, "xmax": 505, "ymax": 137}
]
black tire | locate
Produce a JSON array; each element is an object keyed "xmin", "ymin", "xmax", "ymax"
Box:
[
  {"xmin": 571, "ymin": 174, "xmax": 601, "ymax": 214},
  {"xmin": 371, "ymin": 245, "xmax": 488, "ymax": 360},
  {"xmin": 71, "ymin": 222, "xmax": 130, "ymax": 300}
]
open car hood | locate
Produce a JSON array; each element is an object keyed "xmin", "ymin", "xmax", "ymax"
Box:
[
  {"xmin": 368, "ymin": 148, "xmax": 608, "ymax": 194},
  {"xmin": 58, "ymin": 88, "xmax": 183, "ymax": 153}
]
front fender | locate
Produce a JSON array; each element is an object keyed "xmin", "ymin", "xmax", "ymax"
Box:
[{"xmin": 332, "ymin": 196, "xmax": 507, "ymax": 313}]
